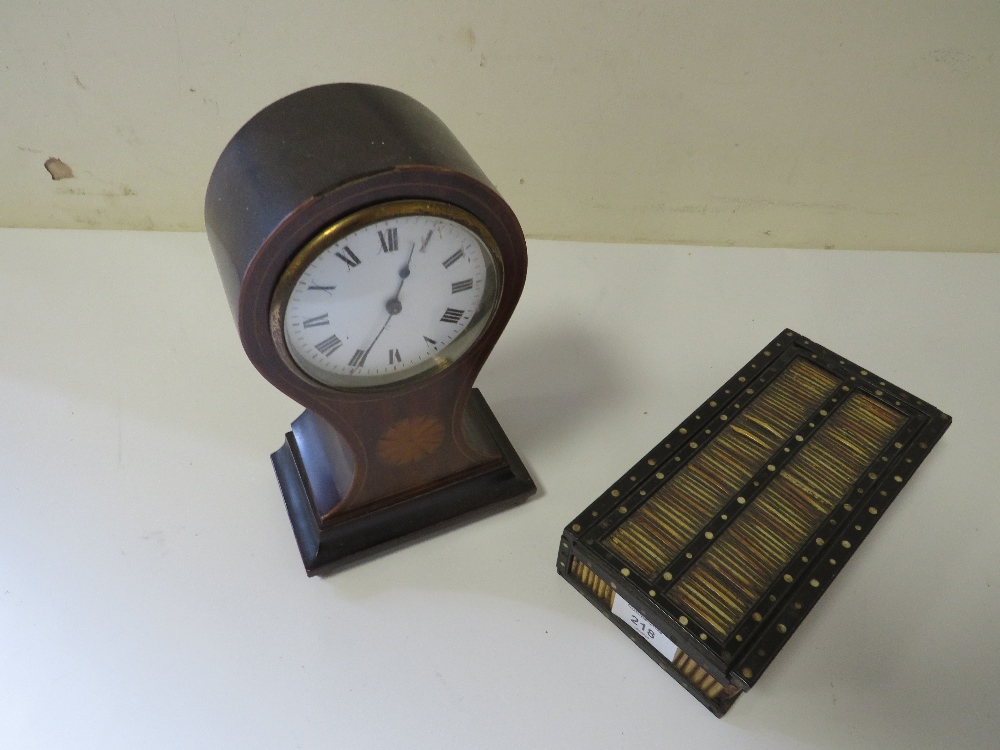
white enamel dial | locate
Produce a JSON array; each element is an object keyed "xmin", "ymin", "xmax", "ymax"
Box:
[{"xmin": 278, "ymin": 205, "xmax": 499, "ymax": 389}]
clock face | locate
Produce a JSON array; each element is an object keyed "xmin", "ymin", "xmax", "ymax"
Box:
[{"xmin": 275, "ymin": 202, "xmax": 500, "ymax": 390}]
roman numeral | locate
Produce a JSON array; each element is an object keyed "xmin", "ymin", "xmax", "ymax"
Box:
[
  {"xmin": 423, "ymin": 336, "xmax": 438, "ymax": 346},
  {"xmin": 302, "ymin": 313, "xmax": 329, "ymax": 328},
  {"xmin": 440, "ymin": 308, "xmax": 464, "ymax": 324},
  {"xmin": 442, "ymin": 248, "xmax": 464, "ymax": 268},
  {"xmin": 389, "ymin": 348, "xmax": 402, "ymax": 364},
  {"xmin": 315, "ymin": 334, "xmax": 343, "ymax": 356},
  {"xmin": 379, "ymin": 227, "xmax": 398, "ymax": 253},
  {"xmin": 348, "ymin": 349, "xmax": 367, "ymax": 367},
  {"xmin": 451, "ymin": 279, "xmax": 473, "ymax": 294},
  {"xmin": 307, "ymin": 284, "xmax": 335, "ymax": 294},
  {"xmin": 418, "ymin": 230, "xmax": 433, "ymax": 253},
  {"xmin": 335, "ymin": 246, "xmax": 361, "ymax": 268}
]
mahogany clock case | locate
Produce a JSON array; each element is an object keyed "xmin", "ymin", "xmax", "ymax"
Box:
[{"xmin": 205, "ymin": 84, "xmax": 535, "ymax": 573}]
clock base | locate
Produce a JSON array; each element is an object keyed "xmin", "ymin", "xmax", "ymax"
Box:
[{"xmin": 271, "ymin": 389, "xmax": 536, "ymax": 575}]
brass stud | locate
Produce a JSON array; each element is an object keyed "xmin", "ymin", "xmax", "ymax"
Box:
[
  {"xmin": 844, "ymin": 503, "xmax": 853, "ymax": 511},
  {"xmin": 777, "ymin": 624, "xmax": 787, "ymax": 634},
  {"xmin": 894, "ymin": 475, "xmax": 903, "ymax": 482},
  {"xmin": 819, "ymin": 409, "xmax": 828, "ymax": 416},
  {"xmin": 735, "ymin": 634, "xmax": 743, "ymax": 642},
  {"xmin": 685, "ymin": 552, "xmax": 693, "ymax": 559},
  {"xmin": 783, "ymin": 574, "xmax": 793, "ymax": 583},
  {"xmin": 647, "ymin": 459, "xmax": 656, "ymax": 466},
  {"xmin": 621, "ymin": 568, "xmax": 630, "ymax": 576},
  {"xmin": 738, "ymin": 376, "xmax": 746, "ymax": 382},
  {"xmin": 655, "ymin": 472, "xmax": 664, "ymax": 480},
  {"xmin": 679, "ymin": 428, "xmax": 688, "ymax": 435},
  {"xmin": 747, "ymin": 388, "xmax": 755, "ymax": 394},
  {"xmin": 689, "ymin": 442, "xmax": 698, "ymax": 449},
  {"xmin": 842, "ymin": 540, "xmax": 851, "ymax": 548},
  {"xmin": 841, "ymin": 385, "xmax": 849, "ymax": 391},
  {"xmin": 795, "ymin": 435, "xmax": 803, "ymax": 441},
  {"xmin": 571, "ymin": 524, "xmax": 581, "ymax": 532},
  {"xmin": 619, "ymin": 506, "xmax": 627, "ymax": 514},
  {"xmin": 639, "ymin": 490, "xmax": 646, "ymax": 496},
  {"xmin": 720, "ymin": 415, "xmax": 728, "ymax": 421},
  {"xmin": 869, "ymin": 507, "xmax": 878, "ymax": 514},
  {"xmin": 875, "ymin": 389, "xmax": 883, "ymax": 396},
  {"xmin": 767, "ymin": 464, "xmax": 776, "ymax": 472},
  {"xmin": 709, "ymin": 401, "xmax": 717, "ymax": 407},
  {"xmin": 742, "ymin": 668, "xmax": 753, "ymax": 679},
  {"xmin": 815, "ymin": 538, "xmax": 824, "ymax": 546},
  {"xmin": 700, "ymin": 633, "xmax": 708, "ymax": 641},
  {"xmin": 663, "ymin": 572, "xmax": 673, "ymax": 581},
  {"xmin": 794, "ymin": 602, "xmax": 802, "ymax": 609},
  {"xmin": 611, "ymin": 490, "xmax": 620, "ymax": 497},
  {"xmin": 801, "ymin": 556, "xmax": 809, "ymax": 563},
  {"xmin": 868, "ymin": 472, "xmax": 877, "ymax": 480},
  {"xmin": 649, "ymin": 590, "xmax": 656, "ymax": 597},
  {"xmin": 679, "ymin": 615, "xmax": 688, "ymax": 625},
  {"xmin": 752, "ymin": 612, "xmax": 762, "ymax": 622},
  {"xmin": 854, "ymin": 525, "xmax": 862, "ymax": 530},
  {"xmin": 721, "ymin": 514, "xmax": 728, "ymax": 520},
  {"xmin": 705, "ymin": 531, "xmax": 714, "ymax": 540},
  {"xmin": 737, "ymin": 497, "xmax": 746, "ymax": 504},
  {"xmin": 860, "ymin": 369, "xmax": 868, "ymax": 375},
  {"xmin": 757, "ymin": 648, "xmax": 766, "ymax": 656},
  {"xmin": 810, "ymin": 579, "xmax": 820, "ymax": 587},
  {"xmin": 591, "ymin": 511, "xmax": 598, "ymax": 516},
  {"xmin": 829, "ymin": 558, "xmax": 837, "ymax": 565},
  {"xmin": 764, "ymin": 350, "xmax": 771, "ymax": 356},
  {"xmin": 664, "ymin": 443, "xmax": 671, "ymax": 449}
]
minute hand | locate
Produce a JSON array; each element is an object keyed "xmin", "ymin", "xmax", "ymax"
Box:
[{"xmin": 354, "ymin": 242, "xmax": 418, "ymax": 369}]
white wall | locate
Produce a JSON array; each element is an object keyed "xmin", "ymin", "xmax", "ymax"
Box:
[{"xmin": 2, "ymin": 1, "xmax": 997, "ymax": 252}]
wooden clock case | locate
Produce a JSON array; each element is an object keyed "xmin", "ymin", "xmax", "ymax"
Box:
[{"xmin": 205, "ymin": 84, "xmax": 535, "ymax": 574}]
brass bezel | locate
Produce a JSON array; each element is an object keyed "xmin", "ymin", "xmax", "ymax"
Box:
[{"xmin": 270, "ymin": 199, "xmax": 503, "ymax": 392}]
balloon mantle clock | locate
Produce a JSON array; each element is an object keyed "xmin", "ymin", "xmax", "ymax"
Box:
[{"xmin": 205, "ymin": 84, "xmax": 536, "ymax": 574}]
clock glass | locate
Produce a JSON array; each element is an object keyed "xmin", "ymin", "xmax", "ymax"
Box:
[{"xmin": 273, "ymin": 201, "xmax": 500, "ymax": 390}]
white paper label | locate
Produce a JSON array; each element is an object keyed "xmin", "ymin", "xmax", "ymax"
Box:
[{"xmin": 611, "ymin": 592, "xmax": 678, "ymax": 661}]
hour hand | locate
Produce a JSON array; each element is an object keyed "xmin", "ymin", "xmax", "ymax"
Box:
[{"xmin": 398, "ymin": 242, "xmax": 416, "ymax": 279}]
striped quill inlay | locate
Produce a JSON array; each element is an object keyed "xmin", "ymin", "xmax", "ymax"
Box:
[
  {"xmin": 667, "ymin": 392, "xmax": 905, "ymax": 637},
  {"xmin": 602, "ymin": 359, "xmax": 840, "ymax": 578},
  {"xmin": 569, "ymin": 557, "xmax": 615, "ymax": 609}
]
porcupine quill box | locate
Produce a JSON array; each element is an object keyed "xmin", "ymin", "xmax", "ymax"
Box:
[{"xmin": 556, "ymin": 329, "xmax": 951, "ymax": 716}]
